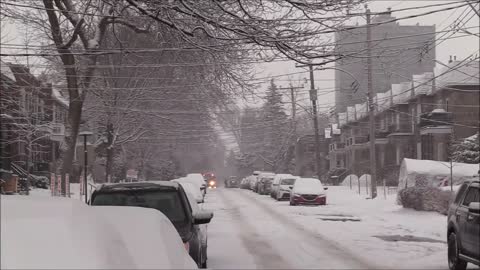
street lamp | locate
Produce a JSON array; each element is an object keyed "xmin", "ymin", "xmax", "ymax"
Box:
[{"xmin": 78, "ymin": 131, "xmax": 93, "ymax": 204}]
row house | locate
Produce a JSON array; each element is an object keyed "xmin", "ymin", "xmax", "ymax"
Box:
[
  {"xmin": 0, "ymin": 61, "xmax": 68, "ymax": 180},
  {"xmin": 329, "ymin": 58, "xmax": 479, "ymax": 180}
]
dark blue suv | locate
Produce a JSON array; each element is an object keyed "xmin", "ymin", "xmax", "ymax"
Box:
[{"xmin": 447, "ymin": 179, "xmax": 479, "ymax": 270}]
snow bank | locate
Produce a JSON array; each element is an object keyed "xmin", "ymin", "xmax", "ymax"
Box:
[
  {"xmin": 340, "ymin": 174, "xmax": 358, "ymax": 186},
  {"xmin": 398, "ymin": 158, "xmax": 478, "ymax": 190},
  {"xmin": 1, "ymin": 195, "xmax": 196, "ymax": 269}
]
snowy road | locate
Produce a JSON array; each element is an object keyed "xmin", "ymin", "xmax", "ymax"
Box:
[{"xmin": 205, "ymin": 188, "xmax": 375, "ymax": 269}]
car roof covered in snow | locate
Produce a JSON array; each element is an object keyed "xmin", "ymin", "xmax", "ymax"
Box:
[
  {"xmin": 1, "ymin": 195, "xmax": 196, "ymax": 269},
  {"xmin": 96, "ymin": 181, "xmax": 179, "ymax": 192}
]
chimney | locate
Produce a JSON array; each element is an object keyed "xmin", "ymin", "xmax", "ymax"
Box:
[
  {"xmin": 453, "ymin": 55, "xmax": 457, "ymax": 61},
  {"xmin": 449, "ymin": 55, "xmax": 453, "ymax": 63}
]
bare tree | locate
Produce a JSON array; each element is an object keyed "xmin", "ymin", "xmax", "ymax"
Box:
[{"xmin": 2, "ymin": 0, "xmax": 362, "ymax": 190}]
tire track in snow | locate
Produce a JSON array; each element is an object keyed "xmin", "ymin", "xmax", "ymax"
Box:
[
  {"xmin": 216, "ymin": 189, "xmax": 293, "ymax": 269},
  {"xmin": 229, "ymin": 189, "xmax": 378, "ymax": 269}
]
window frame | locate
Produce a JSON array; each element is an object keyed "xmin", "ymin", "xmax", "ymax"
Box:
[{"xmin": 461, "ymin": 186, "xmax": 479, "ymax": 207}]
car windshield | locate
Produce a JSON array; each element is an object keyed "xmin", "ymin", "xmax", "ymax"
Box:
[
  {"xmin": 91, "ymin": 190, "xmax": 187, "ymax": 224},
  {"xmin": 280, "ymin": 178, "xmax": 296, "ymax": 185}
]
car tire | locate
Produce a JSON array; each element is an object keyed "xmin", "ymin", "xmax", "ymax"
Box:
[
  {"xmin": 448, "ymin": 232, "xmax": 467, "ymax": 270},
  {"xmin": 289, "ymin": 201, "xmax": 296, "ymax": 206}
]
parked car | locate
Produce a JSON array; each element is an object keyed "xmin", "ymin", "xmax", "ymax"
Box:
[
  {"xmin": 89, "ymin": 181, "xmax": 213, "ymax": 268},
  {"xmin": 254, "ymin": 172, "xmax": 274, "ymax": 193},
  {"xmin": 271, "ymin": 174, "xmax": 295, "ymax": 199},
  {"xmin": 257, "ymin": 173, "xmax": 275, "ymax": 195},
  {"xmin": 185, "ymin": 174, "xmax": 208, "ymax": 196},
  {"xmin": 240, "ymin": 178, "xmax": 250, "ymax": 189},
  {"xmin": 173, "ymin": 180, "xmax": 204, "ymax": 203},
  {"xmin": 290, "ymin": 178, "xmax": 328, "ymax": 206},
  {"xmin": 4, "ymin": 194, "xmax": 197, "ymax": 269},
  {"xmin": 184, "ymin": 186, "xmax": 211, "ymax": 268},
  {"xmin": 225, "ymin": 176, "xmax": 240, "ymax": 188},
  {"xmin": 447, "ymin": 179, "xmax": 479, "ymax": 270},
  {"xmin": 247, "ymin": 175, "xmax": 257, "ymax": 191}
]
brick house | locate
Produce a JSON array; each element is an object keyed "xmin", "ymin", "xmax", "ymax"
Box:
[
  {"xmin": 0, "ymin": 61, "xmax": 68, "ymax": 180},
  {"xmin": 329, "ymin": 58, "xmax": 479, "ymax": 182}
]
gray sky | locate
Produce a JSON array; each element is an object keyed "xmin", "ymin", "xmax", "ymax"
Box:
[
  {"xmin": 1, "ymin": 1, "xmax": 478, "ymax": 150},
  {"xmin": 249, "ymin": 1, "xmax": 479, "ymax": 115}
]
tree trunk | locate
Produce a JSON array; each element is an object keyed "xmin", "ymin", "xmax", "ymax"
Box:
[
  {"xmin": 105, "ymin": 123, "xmax": 114, "ymax": 183},
  {"xmin": 61, "ymin": 99, "xmax": 83, "ymax": 195}
]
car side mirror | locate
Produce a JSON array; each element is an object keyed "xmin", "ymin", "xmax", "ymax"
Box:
[
  {"xmin": 468, "ymin": 202, "xmax": 480, "ymax": 214},
  {"xmin": 288, "ymin": 186, "xmax": 293, "ymax": 189},
  {"xmin": 324, "ymin": 187, "xmax": 328, "ymax": 190},
  {"xmin": 193, "ymin": 210, "xmax": 213, "ymax": 225}
]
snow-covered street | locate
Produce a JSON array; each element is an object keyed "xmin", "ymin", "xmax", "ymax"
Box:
[{"xmin": 204, "ymin": 187, "xmax": 451, "ymax": 269}]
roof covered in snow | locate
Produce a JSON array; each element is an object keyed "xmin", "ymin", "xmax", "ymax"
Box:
[{"xmin": 0, "ymin": 61, "xmax": 15, "ymax": 81}]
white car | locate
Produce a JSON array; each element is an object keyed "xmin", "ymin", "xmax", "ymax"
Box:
[
  {"xmin": 290, "ymin": 178, "xmax": 328, "ymax": 206},
  {"xmin": 247, "ymin": 175, "xmax": 258, "ymax": 190},
  {"xmin": 174, "ymin": 180, "xmax": 204, "ymax": 203},
  {"xmin": 271, "ymin": 174, "xmax": 292, "ymax": 197},
  {"xmin": 272, "ymin": 174, "xmax": 298, "ymax": 200},
  {"xmin": 184, "ymin": 174, "xmax": 208, "ymax": 196},
  {"xmin": 1, "ymin": 195, "xmax": 197, "ymax": 269}
]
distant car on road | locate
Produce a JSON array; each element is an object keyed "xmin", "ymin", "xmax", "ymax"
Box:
[
  {"xmin": 225, "ymin": 176, "xmax": 240, "ymax": 188},
  {"xmin": 90, "ymin": 181, "xmax": 213, "ymax": 268},
  {"xmin": 290, "ymin": 178, "xmax": 328, "ymax": 206},
  {"xmin": 447, "ymin": 179, "xmax": 479, "ymax": 270}
]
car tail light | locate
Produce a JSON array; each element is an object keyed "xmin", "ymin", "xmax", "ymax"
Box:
[{"xmin": 184, "ymin": 242, "xmax": 190, "ymax": 252}]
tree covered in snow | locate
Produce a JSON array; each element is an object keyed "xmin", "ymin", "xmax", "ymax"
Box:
[
  {"xmin": 260, "ymin": 80, "xmax": 291, "ymax": 171},
  {"xmin": 451, "ymin": 133, "xmax": 479, "ymax": 164}
]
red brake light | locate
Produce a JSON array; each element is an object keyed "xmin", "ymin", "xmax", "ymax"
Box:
[{"xmin": 184, "ymin": 242, "xmax": 190, "ymax": 252}]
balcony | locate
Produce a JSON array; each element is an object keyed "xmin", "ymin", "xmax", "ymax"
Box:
[
  {"xmin": 329, "ymin": 142, "xmax": 346, "ymax": 152},
  {"xmin": 419, "ymin": 109, "xmax": 453, "ymax": 135},
  {"xmin": 387, "ymin": 122, "xmax": 413, "ymax": 136},
  {"xmin": 346, "ymin": 136, "xmax": 369, "ymax": 148}
]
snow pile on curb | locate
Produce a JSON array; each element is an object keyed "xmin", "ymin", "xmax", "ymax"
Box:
[{"xmin": 397, "ymin": 186, "xmax": 453, "ymax": 215}]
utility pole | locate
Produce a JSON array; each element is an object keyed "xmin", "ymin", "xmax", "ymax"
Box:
[
  {"xmin": 309, "ymin": 64, "xmax": 323, "ymax": 180},
  {"xmin": 290, "ymin": 85, "xmax": 297, "ymax": 134},
  {"xmin": 366, "ymin": 7, "xmax": 377, "ymax": 199},
  {"xmin": 295, "ymin": 63, "xmax": 323, "ymax": 180}
]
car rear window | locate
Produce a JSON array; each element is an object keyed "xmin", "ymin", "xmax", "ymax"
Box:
[
  {"xmin": 91, "ymin": 190, "xmax": 187, "ymax": 223},
  {"xmin": 281, "ymin": 178, "xmax": 296, "ymax": 185}
]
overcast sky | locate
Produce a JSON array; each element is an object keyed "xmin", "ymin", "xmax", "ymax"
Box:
[
  {"xmin": 249, "ymin": 0, "xmax": 479, "ymax": 115},
  {"xmin": 1, "ymin": 1, "xmax": 478, "ymax": 150}
]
